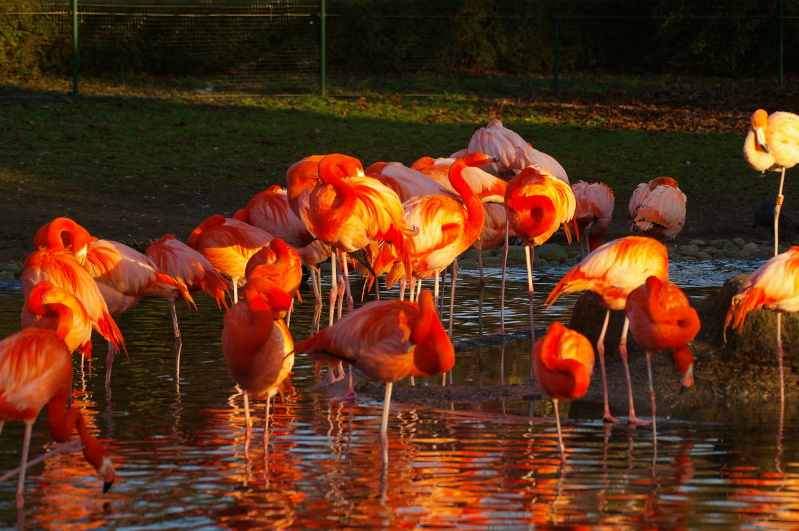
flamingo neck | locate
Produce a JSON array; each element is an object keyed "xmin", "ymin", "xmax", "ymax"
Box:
[
  {"xmin": 673, "ymin": 344, "xmax": 695, "ymax": 387},
  {"xmin": 448, "ymin": 160, "xmax": 485, "ymax": 246},
  {"xmin": 644, "ymin": 277, "xmax": 701, "ymax": 344},
  {"xmin": 46, "ymin": 388, "xmax": 111, "ymax": 476},
  {"xmin": 411, "ymin": 292, "xmax": 455, "ymax": 376}
]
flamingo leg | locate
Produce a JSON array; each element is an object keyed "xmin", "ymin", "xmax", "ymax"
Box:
[
  {"xmin": 774, "ymin": 168, "xmax": 787, "ymax": 256},
  {"xmin": 619, "ymin": 317, "xmax": 650, "ymax": 426},
  {"xmin": 447, "ymin": 258, "xmax": 458, "ymax": 339},
  {"xmin": 105, "ymin": 340, "xmax": 114, "ymax": 393},
  {"xmin": 170, "ymin": 299, "xmax": 182, "ymax": 378},
  {"xmin": 340, "ymin": 251, "xmax": 354, "ymax": 314},
  {"xmin": 263, "ymin": 396, "xmax": 271, "ymax": 449},
  {"xmin": 232, "ymin": 277, "xmax": 240, "ymax": 305},
  {"xmin": 243, "ymin": 391, "xmax": 252, "ymax": 453},
  {"xmin": 333, "ymin": 365, "xmax": 358, "ymax": 400},
  {"xmin": 524, "ymin": 245, "xmax": 536, "ymax": 378},
  {"xmin": 380, "ymin": 382, "xmax": 393, "ymax": 464},
  {"xmin": 16, "ymin": 421, "xmax": 33, "ymax": 508},
  {"xmin": 477, "ymin": 248, "xmax": 485, "ymax": 334},
  {"xmin": 777, "ymin": 312, "xmax": 785, "ymax": 407},
  {"xmin": 596, "ymin": 309, "xmax": 620, "ymax": 423},
  {"xmin": 645, "ymin": 351, "xmax": 658, "ymax": 458},
  {"xmin": 553, "ymin": 398, "xmax": 566, "ymax": 464},
  {"xmin": 328, "ymin": 249, "xmax": 339, "ymax": 327},
  {"xmin": 500, "ymin": 220, "xmax": 509, "ymax": 334}
]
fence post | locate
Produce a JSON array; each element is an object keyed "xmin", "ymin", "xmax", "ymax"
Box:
[
  {"xmin": 320, "ymin": 0, "xmax": 326, "ymax": 95},
  {"xmin": 553, "ymin": 0, "xmax": 560, "ymax": 94},
  {"xmin": 779, "ymin": 0, "xmax": 784, "ymax": 88},
  {"xmin": 71, "ymin": 0, "xmax": 78, "ymax": 96}
]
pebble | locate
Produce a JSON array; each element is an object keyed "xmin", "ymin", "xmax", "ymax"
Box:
[{"xmin": 0, "ymin": 238, "xmax": 781, "ymax": 281}]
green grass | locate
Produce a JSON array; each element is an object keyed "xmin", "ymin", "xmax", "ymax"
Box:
[{"xmin": 0, "ymin": 73, "xmax": 789, "ymax": 260}]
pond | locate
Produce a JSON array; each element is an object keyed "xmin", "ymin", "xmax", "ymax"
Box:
[{"xmin": 2, "ymin": 257, "xmax": 798, "ymax": 529}]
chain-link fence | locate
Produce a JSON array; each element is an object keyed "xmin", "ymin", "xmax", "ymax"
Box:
[{"xmin": 1, "ymin": 0, "xmax": 796, "ymax": 95}]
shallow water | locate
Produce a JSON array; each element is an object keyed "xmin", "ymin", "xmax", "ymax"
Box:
[{"xmin": 3, "ymin": 257, "xmax": 798, "ymax": 530}]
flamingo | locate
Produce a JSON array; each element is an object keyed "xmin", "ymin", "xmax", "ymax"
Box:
[
  {"xmin": 532, "ymin": 321, "xmax": 595, "ymax": 463},
  {"xmin": 744, "ymin": 109, "xmax": 799, "ymax": 254},
  {"xmin": 628, "ymin": 177, "xmax": 687, "ymax": 239},
  {"xmin": 145, "ymin": 234, "xmax": 230, "ymax": 365},
  {"xmin": 1, "ymin": 295, "xmax": 115, "ymax": 508},
  {"xmin": 245, "ymin": 238, "xmax": 303, "ymax": 325},
  {"xmin": 453, "ymin": 119, "xmax": 569, "ymax": 182},
  {"xmin": 304, "ymin": 153, "xmax": 414, "ymax": 320},
  {"xmin": 34, "ymin": 218, "xmax": 194, "ymax": 389},
  {"xmin": 374, "ymin": 153, "xmax": 492, "ymax": 315},
  {"xmin": 412, "ymin": 156, "xmax": 508, "ymax": 203},
  {"xmin": 294, "ymin": 289, "xmax": 454, "ymax": 462},
  {"xmin": 503, "ymin": 164, "xmax": 576, "ymax": 339},
  {"xmin": 545, "ymin": 235, "xmax": 669, "ymax": 424},
  {"xmin": 188, "ymin": 213, "xmax": 273, "ymax": 304},
  {"xmin": 222, "ymin": 277, "xmax": 294, "ymax": 451},
  {"xmin": 626, "ymin": 276, "xmax": 700, "ymax": 442},
  {"xmin": 725, "ymin": 246, "xmax": 799, "ymax": 407},
  {"xmin": 572, "ymin": 180, "xmax": 615, "ymax": 256},
  {"xmin": 21, "ymin": 280, "xmax": 93, "ymax": 361}
]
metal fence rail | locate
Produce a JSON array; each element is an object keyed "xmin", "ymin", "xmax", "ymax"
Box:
[{"xmin": 0, "ymin": 0, "xmax": 795, "ymax": 96}]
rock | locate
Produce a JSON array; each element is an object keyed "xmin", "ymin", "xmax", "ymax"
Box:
[
  {"xmin": 567, "ymin": 292, "xmax": 628, "ymax": 356},
  {"xmin": 695, "ymin": 274, "xmax": 799, "ymax": 365},
  {"xmin": 0, "ymin": 271, "xmax": 13, "ymax": 281},
  {"xmin": 753, "ymin": 201, "xmax": 798, "ymax": 243},
  {"xmin": 535, "ymin": 243, "xmax": 568, "ymax": 263}
]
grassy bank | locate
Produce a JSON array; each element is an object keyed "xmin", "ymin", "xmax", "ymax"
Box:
[{"xmin": 0, "ymin": 75, "xmax": 793, "ymax": 263}]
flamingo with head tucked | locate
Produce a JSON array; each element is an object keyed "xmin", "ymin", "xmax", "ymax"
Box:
[
  {"xmin": 533, "ymin": 321, "xmax": 594, "ymax": 463},
  {"xmin": 629, "ymin": 177, "xmax": 686, "ymax": 240},
  {"xmin": 572, "ymin": 180, "xmax": 615, "ymax": 256},
  {"xmin": 504, "ymin": 164, "xmax": 576, "ymax": 340}
]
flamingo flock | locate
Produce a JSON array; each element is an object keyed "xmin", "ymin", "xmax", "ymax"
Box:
[{"xmin": 3, "ymin": 111, "xmax": 799, "ymax": 505}]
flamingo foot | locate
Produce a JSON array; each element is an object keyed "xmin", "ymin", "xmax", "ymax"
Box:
[
  {"xmin": 627, "ymin": 415, "xmax": 653, "ymax": 426},
  {"xmin": 332, "ymin": 388, "xmax": 359, "ymax": 401},
  {"xmin": 602, "ymin": 413, "xmax": 622, "ymax": 424}
]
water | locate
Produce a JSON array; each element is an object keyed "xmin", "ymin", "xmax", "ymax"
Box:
[{"xmin": 3, "ymin": 257, "xmax": 797, "ymax": 529}]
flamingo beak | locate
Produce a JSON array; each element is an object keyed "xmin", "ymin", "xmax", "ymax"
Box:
[
  {"xmin": 100, "ymin": 456, "xmax": 116, "ymax": 493},
  {"xmin": 679, "ymin": 365, "xmax": 694, "ymax": 393}
]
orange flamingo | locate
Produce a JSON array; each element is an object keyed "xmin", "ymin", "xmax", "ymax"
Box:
[
  {"xmin": 374, "ymin": 152, "xmax": 492, "ymax": 315},
  {"xmin": 503, "ymin": 164, "xmax": 576, "ymax": 338},
  {"xmin": 34, "ymin": 218, "xmax": 193, "ymax": 388},
  {"xmin": 1, "ymin": 296, "xmax": 115, "ymax": 508},
  {"xmin": 21, "ymin": 280, "xmax": 93, "ymax": 361},
  {"xmin": 305, "ymin": 153, "xmax": 413, "ymax": 319},
  {"xmin": 628, "ymin": 177, "xmax": 687, "ymax": 239},
  {"xmin": 545, "ymin": 235, "xmax": 669, "ymax": 424},
  {"xmin": 222, "ymin": 277, "xmax": 294, "ymax": 450},
  {"xmin": 294, "ymin": 289, "xmax": 454, "ymax": 462},
  {"xmin": 725, "ymin": 246, "xmax": 799, "ymax": 407},
  {"xmin": 146, "ymin": 233, "xmax": 230, "ymax": 362},
  {"xmin": 572, "ymin": 180, "xmax": 615, "ymax": 256},
  {"xmin": 744, "ymin": 109, "xmax": 799, "ymax": 254},
  {"xmin": 188, "ymin": 213, "xmax": 273, "ymax": 304},
  {"xmin": 454, "ymin": 119, "xmax": 569, "ymax": 182},
  {"xmin": 245, "ymin": 238, "xmax": 303, "ymax": 325},
  {"xmin": 626, "ymin": 276, "xmax": 700, "ymax": 440},
  {"xmin": 412, "ymin": 156, "xmax": 508, "ymax": 203},
  {"xmin": 532, "ymin": 321, "xmax": 594, "ymax": 463}
]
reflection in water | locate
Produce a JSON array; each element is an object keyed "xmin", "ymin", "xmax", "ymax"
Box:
[{"xmin": 3, "ymin": 259, "xmax": 799, "ymax": 528}]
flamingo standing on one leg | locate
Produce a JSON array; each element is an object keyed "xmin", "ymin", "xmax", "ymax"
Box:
[
  {"xmin": 146, "ymin": 234, "xmax": 230, "ymax": 368},
  {"xmin": 222, "ymin": 277, "xmax": 294, "ymax": 452},
  {"xmin": 725, "ymin": 246, "xmax": 799, "ymax": 408},
  {"xmin": 629, "ymin": 177, "xmax": 687, "ymax": 240},
  {"xmin": 545, "ymin": 235, "xmax": 669, "ymax": 424},
  {"xmin": 744, "ymin": 109, "xmax": 799, "ymax": 255},
  {"xmin": 294, "ymin": 289, "xmax": 454, "ymax": 463},
  {"xmin": 1, "ymin": 294, "xmax": 116, "ymax": 508},
  {"xmin": 503, "ymin": 164, "xmax": 576, "ymax": 341},
  {"xmin": 626, "ymin": 276, "xmax": 700, "ymax": 445},
  {"xmin": 532, "ymin": 321, "xmax": 595, "ymax": 463},
  {"xmin": 188, "ymin": 213, "xmax": 273, "ymax": 304},
  {"xmin": 572, "ymin": 180, "xmax": 615, "ymax": 257}
]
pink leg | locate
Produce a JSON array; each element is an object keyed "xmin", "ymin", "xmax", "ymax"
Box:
[
  {"xmin": 619, "ymin": 317, "xmax": 650, "ymax": 426},
  {"xmin": 596, "ymin": 310, "xmax": 620, "ymax": 423}
]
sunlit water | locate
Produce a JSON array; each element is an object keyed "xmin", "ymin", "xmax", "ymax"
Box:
[{"xmin": 2, "ymin": 257, "xmax": 798, "ymax": 529}]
